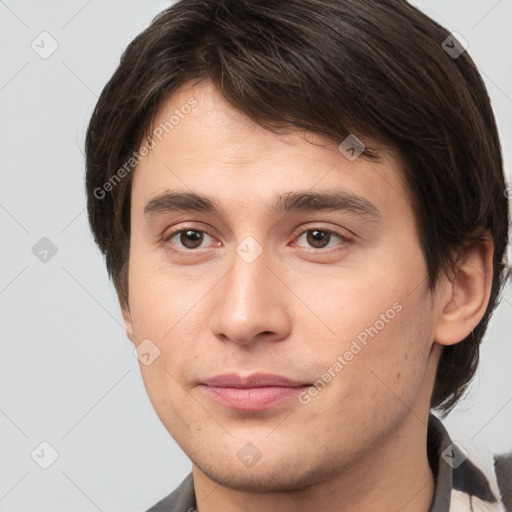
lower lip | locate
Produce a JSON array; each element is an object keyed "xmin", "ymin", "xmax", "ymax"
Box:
[{"xmin": 200, "ymin": 385, "xmax": 307, "ymax": 411}]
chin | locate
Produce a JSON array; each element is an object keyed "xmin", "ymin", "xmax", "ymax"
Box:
[{"xmin": 192, "ymin": 451, "xmax": 343, "ymax": 494}]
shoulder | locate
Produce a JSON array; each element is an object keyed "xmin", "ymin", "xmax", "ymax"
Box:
[
  {"xmin": 144, "ymin": 473, "xmax": 196, "ymax": 512},
  {"xmin": 428, "ymin": 413, "xmax": 511, "ymax": 512}
]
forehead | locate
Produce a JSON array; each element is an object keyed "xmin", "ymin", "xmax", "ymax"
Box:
[{"xmin": 132, "ymin": 81, "xmax": 412, "ymax": 221}]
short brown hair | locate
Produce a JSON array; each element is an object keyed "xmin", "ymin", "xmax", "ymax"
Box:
[{"xmin": 85, "ymin": 0, "xmax": 510, "ymax": 413}]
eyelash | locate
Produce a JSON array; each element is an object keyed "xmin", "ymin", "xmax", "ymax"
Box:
[{"xmin": 162, "ymin": 226, "xmax": 352, "ymax": 254}]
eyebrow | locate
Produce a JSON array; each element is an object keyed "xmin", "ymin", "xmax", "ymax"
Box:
[{"xmin": 143, "ymin": 190, "xmax": 381, "ymax": 221}]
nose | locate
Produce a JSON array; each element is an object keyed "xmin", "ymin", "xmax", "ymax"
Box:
[{"xmin": 209, "ymin": 244, "xmax": 292, "ymax": 347}]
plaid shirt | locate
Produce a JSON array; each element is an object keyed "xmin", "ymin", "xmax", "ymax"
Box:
[
  {"xmin": 146, "ymin": 413, "xmax": 511, "ymax": 511},
  {"xmin": 427, "ymin": 414, "xmax": 510, "ymax": 511}
]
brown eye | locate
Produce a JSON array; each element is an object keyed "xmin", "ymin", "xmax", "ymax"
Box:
[
  {"xmin": 179, "ymin": 230, "xmax": 204, "ymax": 249},
  {"xmin": 295, "ymin": 228, "xmax": 348, "ymax": 250},
  {"xmin": 306, "ymin": 230, "xmax": 332, "ymax": 249},
  {"xmin": 165, "ymin": 229, "xmax": 215, "ymax": 251}
]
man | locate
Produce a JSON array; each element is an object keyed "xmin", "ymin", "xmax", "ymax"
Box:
[{"xmin": 85, "ymin": 0, "xmax": 510, "ymax": 510}]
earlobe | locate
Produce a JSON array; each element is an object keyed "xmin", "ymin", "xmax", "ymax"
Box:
[
  {"xmin": 122, "ymin": 307, "xmax": 135, "ymax": 344},
  {"xmin": 434, "ymin": 235, "xmax": 494, "ymax": 347}
]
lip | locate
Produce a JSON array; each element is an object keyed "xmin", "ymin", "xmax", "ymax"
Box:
[{"xmin": 200, "ymin": 373, "xmax": 310, "ymax": 411}]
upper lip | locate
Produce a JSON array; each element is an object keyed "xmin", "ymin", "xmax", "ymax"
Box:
[{"xmin": 202, "ymin": 373, "xmax": 309, "ymax": 388}]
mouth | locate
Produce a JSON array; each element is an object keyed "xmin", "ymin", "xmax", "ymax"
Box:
[{"xmin": 199, "ymin": 373, "xmax": 311, "ymax": 411}]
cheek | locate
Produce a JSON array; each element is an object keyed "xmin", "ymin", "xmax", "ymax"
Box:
[
  {"xmin": 305, "ymin": 280, "xmax": 434, "ymax": 415},
  {"xmin": 345, "ymin": 296, "xmax": 434, "ymax": 415},
  {"xmin": 128, "ymin": 246, "xmax": 201, "ymax": 336}
]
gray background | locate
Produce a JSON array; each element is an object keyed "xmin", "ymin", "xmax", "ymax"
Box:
[{"xmin": 0, "ymin": 1, "xmax": 511, "ymax": 510}]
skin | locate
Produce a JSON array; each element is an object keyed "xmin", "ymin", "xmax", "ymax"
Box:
[{"xmin": 122, "ymin": 81, "xmax": 493, "ymax": 512}]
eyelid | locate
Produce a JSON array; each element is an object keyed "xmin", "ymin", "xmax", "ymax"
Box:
[
  {"xmin": 161, "ymin": 224, "xmax": 218, "ymax": 250},
  {"xmin": 292, "ymin": 226, "xmax": 353, "ymax": 250},
  {"xmin": 161, "ymin": 222, "xmax": 355, "ymax": 255}
]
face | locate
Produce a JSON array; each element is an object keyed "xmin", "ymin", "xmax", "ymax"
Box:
[{"xmin": 124, "ymin": 81, "xmax": 442, "ymax": 492}]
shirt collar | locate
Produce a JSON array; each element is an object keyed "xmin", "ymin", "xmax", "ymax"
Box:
[{"xmin": 427, "ymin": 412, "xmax": 500, "ymax": 511}]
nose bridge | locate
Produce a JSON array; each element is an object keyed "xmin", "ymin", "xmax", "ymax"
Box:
[
  {"xmin": 210, "ymin": 237, "xmax": 290, "ymax": 345},
  {"xmin": 227, "ymin": 241, "xmax": 272, "ymax": 320}
]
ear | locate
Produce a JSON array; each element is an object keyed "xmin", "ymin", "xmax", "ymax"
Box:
[
  {"xmin": 434, "ymin": 233, "xmax": 494, "ymax": 346},
  {"xmin": 121, "ymin": 305, "xmax": 135, "ymax": 344}
]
